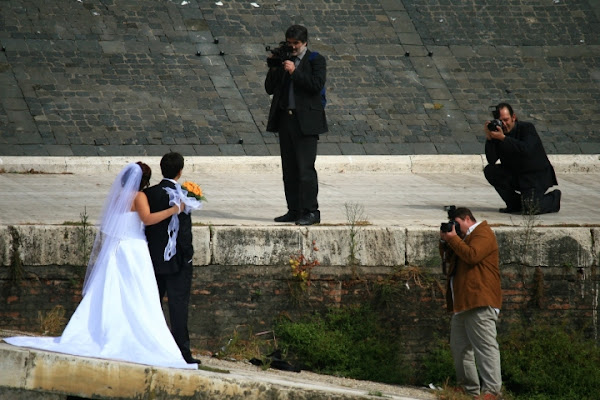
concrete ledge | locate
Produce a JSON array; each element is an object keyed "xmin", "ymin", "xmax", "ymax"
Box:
[
  {"xmin": 211, "ymin": 226, "xmax": 407, "ymax": 266},
  {"xmin": 1, "ymin": 155, "xmax": 598, "ymax": 174},
  {"xmin": 409, "ymin": 155, "xmax": 485, "ymax": 174},
  {"xmin": 495, "ymin": 227, "xmax": 597, "ymax": 267},
  {"xmin": 547, "ymin": 154, "xmax": 600, "ymax": 173},
  {"xmin": 1, "ymin": 343, "xmax": 430, "ymax": 400},
  {"xmin": 2, "ymin": 226, "xmax": 597, "ymax": 268}
]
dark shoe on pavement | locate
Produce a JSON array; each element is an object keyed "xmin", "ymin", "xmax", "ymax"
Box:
[
  {"xmin": 552, "ymin": 189, "xmax": 561, "ymax": 212},
  {"xmin": 296, "ymin": 211, "xmax": 320, "ymax": 226},
  {"xmin": 274, "ymin": 211, "xmax": 298, "ymax": 223},
  {"xmin": 499, "ymin": 207, "xmax": 521, "ymax": 214},
  {"xmin": 184, "ymin": 355, "xmax": 202, "ymax": 364}
]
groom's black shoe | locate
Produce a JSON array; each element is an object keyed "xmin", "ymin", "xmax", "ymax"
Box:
[
  {"xmin": 184, "ymin": 355, "xmax": 202, "ymax": 364},
  {"xmin": 551, "ymin": 189, "xmax": 561, "ymax": 213},
  {"xmin": 274, "ymin": 211, "xmax": 298, "ymax": 223}
]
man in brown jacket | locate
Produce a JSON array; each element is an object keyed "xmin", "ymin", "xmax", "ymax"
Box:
[{"xmin": 440, "ymin": 207, "xmax": 502, "ymax": 399}]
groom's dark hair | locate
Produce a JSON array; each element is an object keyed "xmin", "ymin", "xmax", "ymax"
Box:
[{"xmin": 160, "ymin": 152, "xmax": 184, "ymax": 179}]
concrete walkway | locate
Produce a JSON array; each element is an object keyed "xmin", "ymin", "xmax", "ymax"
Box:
[{"xmin": 1, "ymin": 155, "xmax": 599, "ymax": 228}]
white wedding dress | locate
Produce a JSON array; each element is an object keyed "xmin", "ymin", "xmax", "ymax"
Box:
[{"xmin": 5, "ymin": 212, "xmax": 197, "ymax": 370}]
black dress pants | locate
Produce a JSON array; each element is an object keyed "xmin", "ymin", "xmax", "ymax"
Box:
[
  {"xmin": 484, "ymin": 164, "xmax": 559, "ymax": 214},
  {"xmin": 278, "ymin": 110, "xmax": 319, "ymax": 216},
  {"xmin": 156, "ymin": 261, "xmax": 193, "ymax": 359}
]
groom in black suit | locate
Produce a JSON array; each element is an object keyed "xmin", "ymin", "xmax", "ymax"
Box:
[{"xmin": 144, "ymin": 152, "xmax": 200, "ymax": 364}]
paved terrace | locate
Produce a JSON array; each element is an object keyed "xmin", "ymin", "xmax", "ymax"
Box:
[
  {"xmin": 0, "ymin": 155, "xmax": 599, "ymax": 227},
  {"xmin": 1, "ymin": 0, "xmax": 600, "ymax": 157}
]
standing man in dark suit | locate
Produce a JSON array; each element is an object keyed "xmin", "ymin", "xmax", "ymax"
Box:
[
  {"xmin": 265, "ymin": 24, "xmax": 328, "ymax": 226},
  {"xmin": 144, "ymin": 152, "xmax": 200, "ymax": 364},
  {"xmin": 484, "ymin": 102, "xmax": 561, "ymax": 215}
]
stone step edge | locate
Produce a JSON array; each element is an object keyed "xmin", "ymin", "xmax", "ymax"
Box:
[{"xmin": 1, "ymin": 155, "xmax": 598, "ymax": 174}]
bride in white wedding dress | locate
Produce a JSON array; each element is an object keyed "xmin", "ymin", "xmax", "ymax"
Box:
[{"xmin": 4, "ymin": 162, "xmax": 197, "ymax": 369}]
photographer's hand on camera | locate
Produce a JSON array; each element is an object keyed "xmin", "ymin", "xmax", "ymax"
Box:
[
  {"xmin": 484, "ymin": 121, "xmax": 506, "ymax": 141},
  {"xmin": 440, "ymin": 223, "xmax": 457, "ymax": 242},
  {"xmin": 283, "ymin": 60, "xmax": 296, "ymax": 74}
]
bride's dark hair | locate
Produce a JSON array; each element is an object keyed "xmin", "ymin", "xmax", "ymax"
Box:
[{"xmin": 136, "ymin": 162, "xmax": 152, "ymax": 190}]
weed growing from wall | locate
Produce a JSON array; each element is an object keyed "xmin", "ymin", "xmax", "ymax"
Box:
[
  {"xmin": 8, "ymin": 226, "xmax": 24, "ymax": 287},
  {"xmin": 287, "ymin": 240, "xmax": 319, "ymax": 304},
  {"xmin": 344, "ymin": 202, "xmax": 369, "ymax": 272},
  {"xmin": 69, "ymin": 207, "xmax": 94, "ymax": 286},
  {"xmin": 515, "ymin": 195, "xmax": 541, "ymax": 271},
  {"xmin": 38, "ymin": 305, "xmax": 66, "ymax": 335},
  {"xmin": 77, "ymin": 207, "xmax": 92, "ymax": 266}
]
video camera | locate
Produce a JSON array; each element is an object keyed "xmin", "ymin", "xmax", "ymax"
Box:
[
  {"xmin": 440, "ymin": 205, "xmax": 461, "ymax": 236},
  {"xmin": 266, "ymin": 42, "xmax": 294, "ymax": 68},
  {"xmin": 487, "ymin": 105, "xmax": 502, "ymax": 131}
]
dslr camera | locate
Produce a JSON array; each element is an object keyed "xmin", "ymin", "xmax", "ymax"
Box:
[
  {"xmin": 440, "ymin": 205, "xmax": 461, "ymax": 236},
  {"xmin": 487, "ymin": 119, "xmax": 502, "ymax": 131},
  {"xmin": 487, "ymin": 105, "xmax": 503, "ymax": 131},
  {"xmin": 266, "ymin": 41, "xmax": 294, "ymax": 68}
]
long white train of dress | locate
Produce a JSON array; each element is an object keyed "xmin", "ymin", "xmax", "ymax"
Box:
[{"xmin": 4, "ymin": 212, "xmax": 197, "ymax": 370}]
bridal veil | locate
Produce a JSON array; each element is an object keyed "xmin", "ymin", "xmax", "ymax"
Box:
[{"xmin": 83, "ymin": 163, "xmax": 142, "ymax": 295}]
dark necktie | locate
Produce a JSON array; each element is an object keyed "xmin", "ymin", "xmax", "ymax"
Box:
[{"xmin": 280, "ymin": 56, "xmax": 297, "ymax": 109}]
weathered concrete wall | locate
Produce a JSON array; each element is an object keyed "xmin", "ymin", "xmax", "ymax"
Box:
[
  {"xmin": 5, "ymin": 225, "xmax": 595, "ymax": 268},
  {"xmin": 1, "ymin": 226, "xmax": 599, "ymax": 362}
]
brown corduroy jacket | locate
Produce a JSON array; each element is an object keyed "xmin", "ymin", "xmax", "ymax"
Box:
[{"xmin": 440, "ymin": 221, "xmax": 502, "ymax": 313}]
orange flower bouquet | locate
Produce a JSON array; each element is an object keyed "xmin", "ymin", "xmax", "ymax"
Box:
[{"xmin": 181, "ymin": 181, "xmax": 207, "ymax": 202}]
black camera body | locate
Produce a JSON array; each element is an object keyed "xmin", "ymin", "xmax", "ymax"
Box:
[
  {"xmin": 440, "ymin": 220, "xmax": 459, "ymax": 233},
  {"xmin": 440, "ymin": 205, "xmax": 461, "ymax": 236},
  {"xmin": 266, "ymin": 42, "xmax": 294, "ymax": 68},
  {"xmin": 487, "ymin": 119, "xmax": 502, "ymax": 131},
  {"xmin": 487, "ymin": 105, "xmax": 503, "ymax": 132}
]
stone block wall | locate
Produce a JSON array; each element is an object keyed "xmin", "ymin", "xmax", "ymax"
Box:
[{"xmin": 1, "ymin": 225, "xmax": 598, "ymax": 363}]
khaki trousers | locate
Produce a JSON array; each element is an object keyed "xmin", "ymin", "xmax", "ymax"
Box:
[{"xmin": 450, "ymin": 306, "xmax": 502, "ymax": 396}]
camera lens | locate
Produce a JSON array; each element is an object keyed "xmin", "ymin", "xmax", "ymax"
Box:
[
  {"xmin": 487, "ymin": 119, "xmax": 502, "ymax": 131},
  {"xmin": 440, "ymin": 221, "xmax": 461, "ymax": 235}
]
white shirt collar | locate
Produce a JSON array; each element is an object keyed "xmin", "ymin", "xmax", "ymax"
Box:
[
  {"xmin": 465, "ymin": 221, "xmax": 482, "ymax": 237},
  {"xmin": 162, "ymin": 178, "xmax": 178, "ymax": 185},
  {"xmin": 296, "ymin": 47, "xmax": 307, "ymax": 61}
]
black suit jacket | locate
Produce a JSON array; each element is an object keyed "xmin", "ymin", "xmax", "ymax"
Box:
[
  {"xmin": 144, "ymin": 180, "xmax": 194, "ymax": 275},
  {"xmin": 485, "ymin": 120, "xmax": 558, "ymax": 191},
  {"xmin": 265, "ymin": 49, "xmax": 328, "ymax": 135}
]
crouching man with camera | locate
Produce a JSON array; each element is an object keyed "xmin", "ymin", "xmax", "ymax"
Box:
[
  {"xmin": 484, "ymin": 102, "xmax": 560, "ymax": 215},
  {"xmin": 265, "ymin": 24, "xmax": 327, "ymax": 226},
  {"xmin": 439, "ymin": 207, "xmax": 503, "ymax": 399}
]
